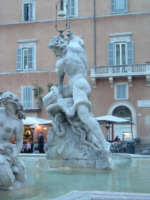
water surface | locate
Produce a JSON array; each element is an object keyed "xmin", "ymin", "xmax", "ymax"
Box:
[{"xmin": 0, "ymin": 155, "xmax": 150, "ymax": 200}]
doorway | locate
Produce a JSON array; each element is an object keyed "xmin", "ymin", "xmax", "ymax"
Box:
[{"xmin": 112, "ymin": 106, "xmax": 132, "ymax": 140}]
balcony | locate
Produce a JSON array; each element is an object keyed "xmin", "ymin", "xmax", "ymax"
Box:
[{"xmin": 90, "ymin": 64, "xmax": 150, "ymax": 87}]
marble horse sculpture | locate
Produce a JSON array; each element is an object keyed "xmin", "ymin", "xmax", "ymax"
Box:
[
  {"xmin": 43, "ymin": 31, "xmax": 111, "ymax": 169},
  {"xmin": 0, "ymin": 91, "xmax": 26, "ymax": 190}
]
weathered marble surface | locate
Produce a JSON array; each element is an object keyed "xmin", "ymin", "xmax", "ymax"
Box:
[
  {"xmin": 43, "ymin": 31, "xmax": 111, "ymax": 169},
  {"xmin": 0, "ymin": 91, "xmax": 26, "ymax": 190}
]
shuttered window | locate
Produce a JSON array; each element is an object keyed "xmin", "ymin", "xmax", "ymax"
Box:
[
  {"xmin": 108, "ymin": 41, "xmax": 134, "ymax": 66},
  {"xmin": 67, "ymin": 0, "xmax": 78, "ymax": 17},
  {"xmin": 24, "ymin": 3, "xmax": 32, "ymax": 21},
  {"xmin": 21, "ymin": 86, "xmax": 33, "ymax": 109},
  {"xmin": 60, "ymin": 0, "xmax": 64, "ymax": 10},
  {"xmin": 111, "ymin": 0, "xmax": 128, "ymax": 14},
  {"xmin": 22, "ymin": 0, "xmax": 35, "ymax": 21},
  {"xmin": 16, "ymin": 44, "xmax": 36, "ymax": 71},
  {"xmin": 115, "ymin": 83, "xmax": 128, "ymax": 100},
  {"xmin": 115, "ymin": 43, "xmax": 127, "ymax": 65}
]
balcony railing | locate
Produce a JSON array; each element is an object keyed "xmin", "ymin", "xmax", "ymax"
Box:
[{"xmin": 90, "ymin": 64, "xmax": 150, "ymax": 78}]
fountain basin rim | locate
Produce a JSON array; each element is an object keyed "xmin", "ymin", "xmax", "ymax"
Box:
[
  {"xmin": 19, "ymin": 153, "xmax": 150, "ymax": 159},
  {"xmin": 50, "ymin": 190, "xmax": 150, "ymax": 200}
]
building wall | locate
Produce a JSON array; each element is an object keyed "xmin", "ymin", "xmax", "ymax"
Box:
[{"xmin": 0, "ymin": 0, "xmax": 150, "ymax": 142}]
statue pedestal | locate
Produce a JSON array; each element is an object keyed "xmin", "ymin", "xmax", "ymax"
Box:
[{"xmin": 45, "ymin": 159, "xmax": 111, "ymax": 170}]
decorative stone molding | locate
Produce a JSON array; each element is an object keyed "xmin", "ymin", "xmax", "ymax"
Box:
[
  {"xmin": 108, "ymin": 77, "xmax": 114, "ymax": 88},
  {"xmin": 90, "ymin": 67, "xmax": 96, "ymax": 88},
  {"xmin": 110, "ymin": 32, "xmax": 132, "ymax": 43},
  {"xmin": 17, "ymin": 39, "xmax": 38, "ymax": 43},
  {"xmin": 90, "ymin": 77, "xmax": 96, "ymax": 88},
  {"xmin": 146, "ymin": 75, "xmax": 150, "ymax": 86},
  {"xmin": 128, "ymin": 76, "xmax": 132, "ymax": 87}
]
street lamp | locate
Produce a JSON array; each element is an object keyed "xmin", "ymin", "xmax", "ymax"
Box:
[{"xmin": 55, "ymin": 0, "xmax": 71, "ymax": 35}]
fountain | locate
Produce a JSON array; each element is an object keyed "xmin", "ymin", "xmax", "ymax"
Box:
[
  {"xmin": 0, "ymin": 34, "xmax": 150, "ymax": 200},
  {"xmin": 0, "ymin": 154, "xmax": 150, "ymax": 200},
  {"xmin": 42, "ymin": 0, "xmax": 111, "ymax": 170},
  {"xmin": 43, "ymin": 29, "xmax": 111, "ymax": 170},
  {"xmin": 0, "ymin": 2, "xmax": 150, "ymax": 200}
]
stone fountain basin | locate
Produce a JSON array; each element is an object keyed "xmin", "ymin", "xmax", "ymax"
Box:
[{"xmin": 0, "ymin": 153, "xmax": 150, "ymax": 200}]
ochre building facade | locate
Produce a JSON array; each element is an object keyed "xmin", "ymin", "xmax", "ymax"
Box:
[{"xmin": 0, "ymin": 0, "xmax": 150, "ymax": 143}]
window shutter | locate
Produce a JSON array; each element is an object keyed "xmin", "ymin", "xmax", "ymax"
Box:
[
  {"xmin": 117, "ymin": 85, "xmax": 121, "ymax": 99},
  {"xmin": 111, "ymin": 0, "xmax": 128, "ymax": 13},
  {"xmin": 108, "ymin": 43, "xmax": 115, "ymax": 65},
  {"xmin": 124, "ymin": 0, "xmax": 128, "ymax": 12},
  {"xmin": 74, "ymin": 0, "xmax": 78, "ymax": 16},
  {"xmin": 28, "ymin": 47, "xmax": 34, "ymax": 70},
  {"xmin": 111, "ymin": 0, "xmax": 116, "ymax": 13},
  {"xmin": 116, "ymin": 84, "xmax": 128, "ymax": 99},
  {"xmin": 22, "ymin": 86, "xmax": 33, "ymax": 109},
  {"xmin": 71, "ymin": 0, "xmax": 75, "ymax": 16},
  {"xmin": 67, "ymin": 0, "xmax": 76, "ymax": 17},
  {"xmin": 127, "ymin": 41, "xmax": 134, "ymax": 65},
  {"xmin": 16, "ymin": 48, "xmax": 23, "ymax": 71},
  {"xmin": 29, "ymin": 3, "xmax": 33, "ymax": 20},
  {"xmin": 67, "ymin": 0, "xmax": 71, "ymax": 16}
]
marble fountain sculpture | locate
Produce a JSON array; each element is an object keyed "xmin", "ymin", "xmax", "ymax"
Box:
[
  {"xmin": 43, "ymin": 30, "xmax": 111, "ymax": 169},
  {"xmin": 0, "ymin": 35, "xmax": 150, "ymax": 200},
  {"xmin": 0, "ymin": 91, "xmax": 26, "ymax": 190}
]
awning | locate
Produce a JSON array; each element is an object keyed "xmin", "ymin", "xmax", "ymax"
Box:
[
  {"xmin": 22, "ymin": 116, "xmax": 52, "ymax": 125},
  {"xmin": 96, "ymin": 115, "xmax": 130, "ymax": 123}
]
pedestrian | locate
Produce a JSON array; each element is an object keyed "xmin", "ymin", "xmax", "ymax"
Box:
[{"xmin": 38, "ymin": 133, "xmax": 45, "ymax": 153}]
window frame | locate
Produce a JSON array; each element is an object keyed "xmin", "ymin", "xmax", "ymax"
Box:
[
  {"xmin": 111, "ymin": 0, "xmax": 128, "ymax": 14},
  {"xmin": 108, "ymin": 33, "xmax": 134, "ymax": 66},
  {"xmin": 114, "ymin": 42, "xmax": 128, "ymax": 65},
  {"xmin": 66, "ymin": 0, "xmax": 78, "ymax": 17},
  {"xmin": 22, "ymin": 0, "xmax": 35, "ymax": 21},
  {"xmin": 114, "ymin": 82, "xmax": 129, "ymax": 100},
  {"xmin": 16, "ymin": 42, "xmax": 36, "ymax": 71}
]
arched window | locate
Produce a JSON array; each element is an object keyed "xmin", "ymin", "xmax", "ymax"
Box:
[{"xmin": 112, "ymin": 106, "xmax": 131, "ymax": 120}]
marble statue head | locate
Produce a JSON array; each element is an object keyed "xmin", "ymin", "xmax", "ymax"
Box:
[
  {"xmin": 0, "ymin": 91, "xmax": 25, "ymax": 119},
  {"xmin": 48, "ymin": 34, "xmax": 68, "ymax": 58}
]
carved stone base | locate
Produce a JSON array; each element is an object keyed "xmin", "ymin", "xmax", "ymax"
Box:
[
  {"xmin": 46, "ymin": 112, "xmax": 111, "ymax": 169},
  {"xmin": 46, "ymin": 159, "xmax": 111, "ymax": 170}
]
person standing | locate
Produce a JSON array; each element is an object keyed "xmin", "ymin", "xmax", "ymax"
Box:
[{"xmin": 38, "ymin": 133, "xmax": 45, "ymax": 153}]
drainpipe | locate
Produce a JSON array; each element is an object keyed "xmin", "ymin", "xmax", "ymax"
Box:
[{"xmin": 93, "ymin": 0, "xmax": 97, "ymax": 71}]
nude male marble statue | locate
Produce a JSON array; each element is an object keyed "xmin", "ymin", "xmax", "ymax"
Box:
[{"xmin": 43, "ymin": 31, "xmax": 111, "ymax": 169}]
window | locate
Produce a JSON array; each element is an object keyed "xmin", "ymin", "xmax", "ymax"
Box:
[
  {"xmin": 21, "ymin": 86, "xmax": 34, "ymax": 109},
  {"xmin": 57, "ymin": 0, "xmax": 78, "ymax": 17},
  {"xmin": 67, "ymin": 0, "xmax": 78, "ymax": 17},
  {"xmin": 115, "ymin": 43, "xmax": 127, "ymax": 65},
  {"xmin": 16, "ymin": 42, "xmax": 36, "ymax": 71},
  {"xmin": 115, "ymin": 83, "xmax": 128, "ymax": 100},
  {"xmin": 111, "ymin": 0, "xmax": 128, "ymax": 14},
  {"xmin": 108, "ymin": 41, "xmax": 134, "ymax": 66},
  {"xmin": 113, "ymin": 106, "xmax": 131, "ymax": 119},
  {"xmin": 22, "ymin": 0, "xmax": 35, "ymax": 21}
]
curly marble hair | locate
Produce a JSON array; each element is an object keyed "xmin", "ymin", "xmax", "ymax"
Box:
[{"xmin": 0, "ymin": 91, "xmax": 25, "ymax": 119}]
